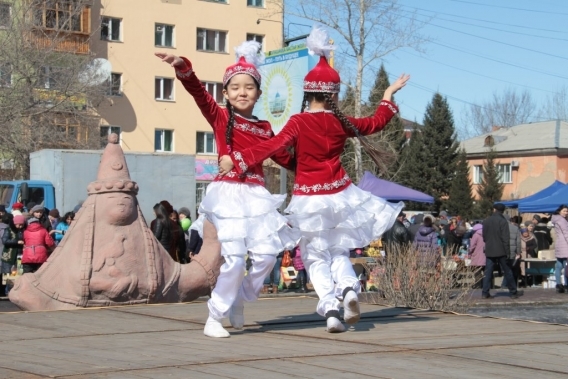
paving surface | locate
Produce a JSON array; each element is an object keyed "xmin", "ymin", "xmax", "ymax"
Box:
[{"xmin": 1, "ymin": 293, "xmax": 568, "ymax": 378}]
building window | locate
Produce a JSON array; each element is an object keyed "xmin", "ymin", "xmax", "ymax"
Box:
[
  {"xmin": 101, "ymin": 17, "xmax": 121, "ymax": 41},
  {"xmin": 201, "ymin": 82, "xmax": 224, "ymax": 104},
  {"xmin": 106, "ymin": 73, "xmax": 122, "ymax": 96},
  {"xmin": 246, "ymin": 33, "xmax": 264, "ymax": 48},
  {"xmin": 247, "ymin": 0, "xmax": 264, "ymax": 7},
  {"xmin": 497, "ymin": 164, "xmax": 512, "ymax": 184},
  {"xmin": 196, "ymin": 132, "xmax": 217, "ymax": 154},
  {"xmin": 100, "ymin": 126, "xmax": 121, "ymax": 148},
  {"xmin": 196, "ymin": 28, "xmax": 227, "ymax": 53},
  {"xmin": 0, "ymin": 63, "xmax": 11, "ymax": 87},
  {"xmin": 39, "ymin": 66, "xmax": 66, "ymax": 89},
  {"xmin": 155, "ymin": 129, "xmax": 173, "ymax": 152},
  {"xmin": 155, "ymin": 24, "xmax": 174, "ymax": 47},
  {"xmin": 0, "ymin": 3, "xmax": 11, "ymax": 28},
  {"xmin": 473, "ymin": 165, "xmax": 483, "ymax": 184},
  {"xmin": 32, "ymin": 1, "xmax": 84, "ymax": 32},
  {"xmin": 155, "ymin": 77, "xmax": 174, "ymax": 101},
  {"xmin": 196, "ymin": 182, "xmax": 209, "ymax": 205}
]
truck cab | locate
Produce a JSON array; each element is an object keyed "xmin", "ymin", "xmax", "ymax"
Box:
[{"xmin": 0, "ymin": 180, "xmax": 56, "ymax": 212}]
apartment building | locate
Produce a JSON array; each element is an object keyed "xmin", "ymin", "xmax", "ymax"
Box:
[{"xmin": 90, "ymin": 0, "xmax": 282, "ymax": 171}]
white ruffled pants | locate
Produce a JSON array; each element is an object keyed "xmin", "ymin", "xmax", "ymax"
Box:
[
  {"xmin": 286, "ymin": 184, "xmax": 403, "ymax": 317},
  {"xmin": 198, "ymin": 181, "xmax": 300, "ymax": 320}
]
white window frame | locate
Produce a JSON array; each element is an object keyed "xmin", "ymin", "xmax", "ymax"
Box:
[
  {"xmin": 0, "ymin": 2, "xmax": 11, "ymax": 28},
  {"xmin": 101, "ymin": 16, "xmax": 121, "ymax": 42},
  {"xmin": 196, "ymin": 28, "xmax": 227, "ymax": 53},
  {"xmin": 155, "ymin": 129, "xmax": 174, "ymax": 152},
  {"xmin": 0, "ymin": 63, "xmax": 11, "ymax": 87},
  {"xmin": 196, "ymin": 182, "xmax": 209, "ymax": 205},
  {"xmin": 155, "ymin": 23, "xmax": 174, "ymax": 47},
  {"xmin": 201, "ymin": 81, "xmax": 224, "ymax": 104},
  {"xmin": 247, "ymin": 0, "xmax": 264, "ymax": 7},
  {"xmin": 497, "ymin": 164, "xmax": 512, "ymax": 184},
  {"xmin": 106, "ymin": 73, "xmax": 122, "ymax": 96},
  {"xmin": 100, "ymin": 125, "xmax": 121, "ymax": 147},
  {"xmin": 196, "ymin": 131, "xmax": 217, "ymax": 155},
  {"xmin": 40, "ymin": 66, "xmax": 65, "ymax": 89},
  {"xmin": 473, "ymin": 165, "xmax": 483, "ymax": 184},
  {"xmin": 246, "ymin": 33, "xmax": 264, "ymax": 49},
  {"xmin": 155, "ymin": 77, "xmax": 174, "ymax": 101}
]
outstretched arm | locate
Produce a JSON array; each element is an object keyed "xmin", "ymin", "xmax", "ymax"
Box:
[{"xmin": 155, "ymin": 52, "xmax": 225, "ymax": 129}]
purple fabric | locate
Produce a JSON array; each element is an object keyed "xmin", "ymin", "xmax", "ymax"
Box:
[
  {"xmin": 293, "ymin": 248, "xmax": 305, "ymax": 271},
  {"xmin": 358, "ymin": 171, "xmax": 434, "ymax": 203},
  {"xmin": 413, "ymin": 226, "xmax": 438, "ymax": 254},
  {"xmin": 552, "ymin": 215, "xmax": 568, "ymax": 259},
  {"xmin": 469, "ymin": 230, "xmax": 486, "ymax": 266}
]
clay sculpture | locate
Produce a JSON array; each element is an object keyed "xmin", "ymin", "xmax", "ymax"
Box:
[{"xmin": 9, "ymin": 134, "xmax": 222, "ymax": 311}]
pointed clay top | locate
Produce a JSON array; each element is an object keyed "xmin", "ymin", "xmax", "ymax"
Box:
[{"xmin": 87, "ymin": 133, "xmax": 138, "ymax": 195}]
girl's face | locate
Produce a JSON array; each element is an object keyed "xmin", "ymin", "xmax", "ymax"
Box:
[
  {"xmin": 179, "ymin": 214, "xmax": 186, "ymax": 220},
  {"xmin": 223, "ymin": 74, "xmax": 261, "ymax": 118},
  {"xmin": 66, "ymin": 216, "xmax": 73, "ymax": 224},
  {"xmin": 561, "ymin": 207, "xmax": 568, "ymax": 218},
  {"xmin": 522, "ymin": 231, "xmax": 529, "ymax": 238},
  {"xmin": 33, "ymin": 211, "xmax": 42, "ymax": 219},
  {"xmin": 527, "ymin": 224, "xmax": 534, "ymax": 232}
]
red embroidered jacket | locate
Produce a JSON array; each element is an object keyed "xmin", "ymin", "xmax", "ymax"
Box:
[
  {"xmin": 175, "ymin": 57, "xmax": 295, "ymax": 186},
  {"xmin": 230, "ymin": 101, "xmax": 398, "ymax": 195}
]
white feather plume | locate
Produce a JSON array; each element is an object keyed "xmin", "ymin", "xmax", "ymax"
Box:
[
  {"xmin": 234, "ymin": 40, "xmax": 265, "ymax": 67},
  {"xmin": 306, "ymin": 25, "xmax": 335, "ymax": 58}
]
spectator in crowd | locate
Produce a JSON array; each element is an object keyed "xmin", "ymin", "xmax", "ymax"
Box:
[
  {"xmin": 2, "ymin": 214, "xmax": 24, "ymax": 295},
  {"xmin": 29, "ymin": 205, "xmax": 52, "ymax": 232},
  {"xmin": 408, "ymin": 213, "xmax": 424, "ymax": 241},
  {"xmin": 187, "ymin": 216, "xmax": 203, "ymax": 259},
  {"xmin": 178, "ymin": 207, "xmax": 192, "ymax": 228},
  {"xmin": 482, "ymin": 203, "xmax": 523, "ymax": 299},
  {"xmin": 551, "ymin": 205, "xmax": 568, "ymax": 293},
  {"xmin": 11, "ymin": 202, "xmax": 24, "ymax": 216},
  {"xmin": 291, "ymin": 246, "xmax": 309, "ymax": 293},
  {"xmin": 468, "ymin": 223, "xmax": 485, "ymax": 288},
  {"xmin": 502, "ymin": 217, "xmax": 522, "ymax": 288},
  {"xmin": 382, "ymin": 211, "xmax": 411, "ymax": 256},
  {"xmin": 413, "ymin": 215, "xmax": 439, "ymax": 268},
  {"xmin": 170, "ymin": 210, "xmax": 187, "ymax": 263},
  {"xmin": 519, "ymin": 226, "xmax": 538, "ymax": 287},
  {"xmin": 151, "ymin": 203, "xmax": 173, "ymax": 259},
  {"xmin": 533, "ymin": 215, "xmax": 553, "ymax": 251},
  {"xmin": 50, "ymin": 212, "xmax": 74, "ymax": 246},
  {"xmin": 48, "ymin": 209, "xmax": 60, "ymax": 231},
  {"xmin": 264, "ymin": 250, "xmax": 284, "ymax": 293},
  {"xmin": 22, "ymin": 217, "xmax": 54, "ymax": 273},
  {"xmin": 445, "ymin": 218, "xmax": 466, "ymax": 255},
  {"xmin": 0, "ymin": 214, "xmax": 12, "ymax": 295},
  {"xmin": 160, "ymin": 200, "xmax": 183, "ymax": 263},
  {"xmin": 0, "ymin": 205, "xmax": 13, "ymax": 226}
]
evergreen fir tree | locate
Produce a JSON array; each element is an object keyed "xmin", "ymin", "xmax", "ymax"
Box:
[
  {"xmin": 366, "ymin": 63, "xmax": 406, "ymax": 180},
  {"xmin": 396, "ymin": 126, "xmax": 430, "ymax": 211},
  {"xmin": 446, "ymin": 149, "xmax": 474, "ymax": 219},
  {"xmin": 475, "ymin": 148, "xmax": 504, "ymax": 218},
  {"xmin": 397, "ymin": 93, "xmax": 459, "ymax": 213}
]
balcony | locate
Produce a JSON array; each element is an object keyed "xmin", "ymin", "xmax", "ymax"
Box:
[{"xmin": 28, "ymin": 29, "xmax": 90, "ymax": 54}]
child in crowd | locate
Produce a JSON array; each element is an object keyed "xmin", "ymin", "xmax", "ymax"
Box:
[
  {"xmin": 156, "ymin": 40, "xmax": 299, "ymax": 338},
  {"xmin": 219, "ymin": 26, "xmax": 408, "ymax": 332}
]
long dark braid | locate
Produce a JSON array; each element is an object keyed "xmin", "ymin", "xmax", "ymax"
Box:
[
  {"xmin": 225, "ymin": 101, "xmax": 235, "ymax": 152},
  {"xmin": 322, "ymin": 93, "xmax": 396, "ymax": 174},
  {"xmin": 300, "ymin": 93, "xmax": 309, "ymax": 113}
]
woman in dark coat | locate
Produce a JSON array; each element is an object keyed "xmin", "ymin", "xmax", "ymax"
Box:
[{"xmin": 151, "ymin": 203, "xmax": 173, "ymax": 259}]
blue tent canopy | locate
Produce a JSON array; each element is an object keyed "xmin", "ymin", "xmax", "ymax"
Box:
[
  {"xmin": 518, "ymin": 184, "xmax": 568, "ymax": 213},
  {"xmin": 500, "ymin": 181, "xmax": 566, "ymax": 208},
  {"xmin": 358, "ymin": 171, "xmax": 434, "ymax": 203}
]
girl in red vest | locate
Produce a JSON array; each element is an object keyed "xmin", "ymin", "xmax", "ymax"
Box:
[
  {"xmin": 219, "ymin": 26, "xmax": 409, "ymax": 333},
  {"xmin": 22, "ymin": 217, "xmax": 55, "ymax": 273},
  {"xmin": 156, "ymin": 41, "xmax": 299, "ymax": 338}
]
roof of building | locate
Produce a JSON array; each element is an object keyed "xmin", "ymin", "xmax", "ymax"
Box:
[{"xmin": 460, "ymin": 120, "xmax": 568, "ymax": 156}]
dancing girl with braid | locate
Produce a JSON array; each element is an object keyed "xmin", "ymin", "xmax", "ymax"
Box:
[
  {"xmin": 219, "ymin": 26, "xmax": 409, "ymax": 333},
  {"xmin": 156, "ymin": 41, "xmax": 298, "ymax": 338}
]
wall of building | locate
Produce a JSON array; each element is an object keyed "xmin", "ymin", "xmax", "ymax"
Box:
[{"xmin": 90, "ymin": 0, "xmax": 283, "ymax": 155}]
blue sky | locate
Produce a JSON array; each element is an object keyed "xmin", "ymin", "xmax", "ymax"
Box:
[{"xmin": 284, "ymin": 0, "xmax": 568, "ymax": 138}]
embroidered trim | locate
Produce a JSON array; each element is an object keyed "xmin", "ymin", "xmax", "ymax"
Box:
[
  {"xmin": 303, "ymin": 80, "xmax": 341, "ymax": 93},
  {"xmin": 234, "ymin": 113, "xmax": 260, "ymax": 123},
  {"xmin": 223, "ymin": 66, "xmax": 261, "ymax": 86},
  {"xmin": 222, "ymin": 171, "xmax": 265, "ymax": 183},
  {"xmin": 233, "ymin": 122, "xmax": 272, "ymax": 137},
  {"xmin": 380, "ymin": 100, "xmax": 398, "ymax": 114},
  {"xmin": 232, "ymin": 152, "xmax": 248, "ymax": 172},
  {"xmin": 293, "ymin": 174, "xmax": 351, "ymax": 193},
  {"xmin": 176, "ymin": 68, "xmax": 194, "ymax": 79},
  {"xmin": 305, "ymin": 109, "xmax": 333, "ymax": 114}
]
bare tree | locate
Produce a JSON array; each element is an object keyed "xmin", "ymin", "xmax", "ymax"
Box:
[
  {"xmin": 460, "ymin": 88, "xmax": 537, "ymax": 139},
  {"xmin": 539, "ymin": 85, "xmax": 568, "ymax": 122},
  {"xmin": 0, "ymin": 0, "xmax": 106, "ymax": 179},
  {"xmin": 268, "ymin": 0, "xmax": 428, "ymax": 182}
]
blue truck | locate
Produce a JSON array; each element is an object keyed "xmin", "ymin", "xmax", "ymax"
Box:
[{"xmin": 0, "ymin": 180, "xmax": 56, "ymax": 212}]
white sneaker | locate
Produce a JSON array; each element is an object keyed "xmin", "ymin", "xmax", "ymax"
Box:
[
  {"xmin": 343, "ymin": 290, "xmax": 360, "ymax": 324},
  {"xmin": 326, "ymin": 317, "xmax": 346, "ymax": 333},
  {"xmin": 203, "ymin": 317, "xmax": 230, "ymax": 338},
  {"xmin": 229, "ymin": 305, "xmax": 244, "ymax": 330}
]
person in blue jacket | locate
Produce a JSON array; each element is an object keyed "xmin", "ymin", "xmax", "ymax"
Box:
[{"xmin": 50, "ymin": 212, "xmax": 75, "ymax": 245}]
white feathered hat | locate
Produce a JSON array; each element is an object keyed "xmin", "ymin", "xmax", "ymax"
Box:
[
  {"xmin": 223, "ymin": 40, "xmax": 265, "ymax": 86},
  {"xmin": 303, "ymin": 25, "xmax": 340, "ymax": 93}
]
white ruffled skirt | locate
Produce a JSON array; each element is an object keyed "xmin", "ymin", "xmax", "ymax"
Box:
[
  {"xmin": 198, "ymin": 181, "xmax": 300, "ymax": 256},
  {"xmin": 285, "ymin": 184, "xmax": 404, "ymax": 251}
]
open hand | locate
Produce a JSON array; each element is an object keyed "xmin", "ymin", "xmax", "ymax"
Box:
[
  {"xmin": 388, "ymin": 73, "xmax": 410, "ymax": 94},
  {"xmin": 218, "ymin": 155, "xmax": 234, "ymax": 176},
  {"xmin": 155, "ymin": 52, "xmax": 186, "ymax": 68}
]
